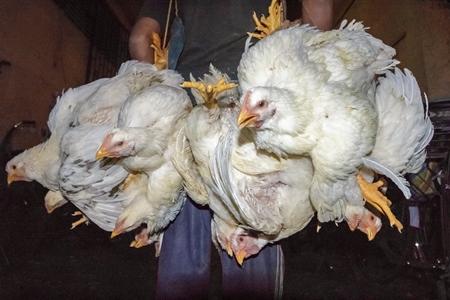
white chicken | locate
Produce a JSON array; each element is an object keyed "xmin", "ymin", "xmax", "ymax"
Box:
[
  {"xmin": 70, "ymin": 60, "xmax": 183, "ymax": 127},
  {"xmin": 172, "ymin": 65, "xmax": 252, "ymax": 257},
  {"xmin": 174, "ymin": 65, "xmax": 315, "ymax": 264},
  {"xmin": 6, "ymin": 60, "xmax": 183, "ymax": 232},
  {"xmin": 211, "ymin": 125, "xmax": 315, "ymax": 263},
  {"xmin": 5, "ymin": 60, "xmax": 158, "ymax": 212},
  {"xmin": 58, "ymin": 124, "xmax": 129, "ymax": 231},
  {"xmin": 237, "ymin": 20, "xmax": 399, "ymax": 228},
  {"xmin": 200, "ymin": 66, "xmax": 432, "ymax": 263},
  {"xmin": 59, "ymin": 62, "xmax": 188, "ymax": 232},
  {"xmin": 347, "ymin": 67, "xmax": 434, "ymax": 238},
  {"xmin": 6, "ymin": 77, "xmax": 108, "ymax": 213},
  {"xmin": 237, "ymin": 21, "xmax": 433, "ymax": 241},
  {"xmin": 95, "ymin": 83, "xmax": 192, "ymax": 247}
]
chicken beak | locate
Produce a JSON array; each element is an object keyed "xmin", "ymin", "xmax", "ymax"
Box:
[
  {"xmin": 237, "ymin": 109, "xmax": 258, "ymax": 129},
  {"xmin": 111, "ymin": 219, "xmax": 125, "ymax": 238},
  {"xmin": 7, "ymin": 173, "xmax": 16, "ymax": 185},
  {"xmin": 235, "ymin": 250, "xmax": 246, "ymax": 265},
  {"xmin": 110, "ymin": 228, "xmax": 122, "ymax": 239},
  {"xmin": 95, "ymin": 146, "xmax": 109, "ymax": 160},
  {"xmin": 366, "ymin": 228, "xmax": 376, "ymax": 241}
]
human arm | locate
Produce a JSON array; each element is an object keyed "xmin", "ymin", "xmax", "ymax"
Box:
[
  {"xmin": 129, "ymin": 16, "xmax": 160, "ymax": 63},
  {"xmin": 301, "ymin": 0, "xmax": 334, "ymax": 31}
]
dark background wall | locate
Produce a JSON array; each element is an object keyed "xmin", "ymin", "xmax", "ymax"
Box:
[{"xmin": 1, "ymin": 0, "xmax": 449, "ymax": 145}]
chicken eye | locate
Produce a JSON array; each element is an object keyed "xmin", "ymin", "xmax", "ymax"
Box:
[
  {"xmin": 12, "ymin": 165, "xmax": 16, "ymax": 170},
  {"xmin": 117, "ymin": 141, "xmax": 124, "ymax": 146},
  {"xmin": 258, "ymin": 100, "xmax": 267, "ymax": 107}
]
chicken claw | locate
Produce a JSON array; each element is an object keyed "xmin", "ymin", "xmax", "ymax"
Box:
[
  {"xmin": 316, "ymin": 222, "xmax": 322, "ymax": 233},
  {"xmin": 151, "ymin": 32, "xmax": 168, "ymax": 70},
  {"xmin": 130, "ymin": 238, "xmax": 146, "ymax": 248},
  {"xmin": 130, "ymin": 229, "xmax": 150, "ymax": 248},
  {"xmin": 181, "ymin": 78, "xmax": 236, "ymax": 108},
  {"xmin": 249, "ymin": 0, "xmax": 283, "ymax": 40},
  {"xmin": 357, "ymin": 174, "xmax": 403, "ymax": 233},
  {"xmin": 71, "ymin": 211, "xmax": 89, "ymax": 229}
]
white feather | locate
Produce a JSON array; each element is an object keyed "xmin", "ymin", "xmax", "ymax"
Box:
[{"xmin": 362, "ymin": 156, "xmax": 411, "ymax": 199}]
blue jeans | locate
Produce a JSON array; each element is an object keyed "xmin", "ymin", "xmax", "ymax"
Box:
[{"xmin": 155, "ymin": 198, "xmax": 284, "ymax": 300}]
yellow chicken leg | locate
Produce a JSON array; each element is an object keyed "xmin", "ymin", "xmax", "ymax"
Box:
[
  {"xmin": 131, "ymin": 234, "xmax": 148, "ymax": 248},
  {"xmin": 357, "ymin": 174, "xmax": 403, "ymax": 233},
  {"xmin": 151, "ymin": 32, "xmax": 168, "ymax": 70},
  {"xmin": 71, "ymin": 211, "xmax": 89, "ymax": 229},
  {"xmin": 181, "ymin": 78, "xmax": 236, "ymax": 108},
  {"xmin": 249, "ymin": 0, "xmax": 283, "ymax": 39},
  {"xmin": 130, "ymin": 238, "xmax": 147, "ymax": 248}
]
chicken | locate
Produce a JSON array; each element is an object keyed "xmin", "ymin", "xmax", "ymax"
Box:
[
  {"xmin": 60, "ymin": 62, "xmax": 189, "ymax": 232},
  {"xmin": 237, "ymin": 21, "xmax": 399, "ymax": 230},
  {"xmin": 347, "ymin": 67, "xmax": 434, "ymax": 238},
  {"xmin": 5, "ymin": 60, "xmax": 157, "ymax": 199},
  {"xmin": 211, "ymin": 124, "xmax": 316, "ymax": 264},
  {"xmin": 171, "ymin": 65, "xmax": 249, "ymax": 256},
  {"xmin": 174, "ymin": 65, "xmax": 315, "ymax": 264},
  {"xmin": 6, "ymin": 60, "xmax": 182, "ymax": 232},
  {"xmin": 95, "ymin": 83, "xmax": 192, "ymax": 246},
  {"xmin": 6, "ymin": 77, "xmax": 108, "ymax": 212},
  {"xmin": 57, "ymin": 124, "xmax": 130, "ymax": 231},
  {"xmin": 71, "ymin": 60, "xmax": 182, "ymax": 127}
]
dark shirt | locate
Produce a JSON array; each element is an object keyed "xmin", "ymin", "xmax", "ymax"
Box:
[{"xmin": 140, "ymin": 0, "xmax": 273, "ymax": 80}]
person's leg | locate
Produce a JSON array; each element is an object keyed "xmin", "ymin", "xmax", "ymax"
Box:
[
  {"xmin": 155, "ymin": 198, "xmax": 212, "ymax": 300},
  {"xmin": 220, "ymin": 243, "xmax": 285, "ymax": 300}
]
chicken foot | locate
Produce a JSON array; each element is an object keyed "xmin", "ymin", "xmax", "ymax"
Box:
[
  {"xmin": 357, "ymin": 173, "xmax": 403, "ymax": 233},
  {"xmin": 151, "ymin": 32, "xmax": 168, "ymax": 70},
  {"xmin": 130, "ymin": 228, "xmax": 150, "ymax": 248},
  {"xmin": 249, "ymin": 0, "xmax": 283, "ymax": 39},
  {"xmin": 71, "ymin": 211, "xmax": 89, "ymax": 229},
  {"xmin": 181, "ymin": 78, "xmax": 236, "ymax": 108}
]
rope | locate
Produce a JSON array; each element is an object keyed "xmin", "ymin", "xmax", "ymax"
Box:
[{"xmin": 163, "ymin": 0, "xmax": 173, "ymax": 49}]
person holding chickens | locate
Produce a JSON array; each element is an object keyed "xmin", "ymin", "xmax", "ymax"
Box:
[{"xmin": 128, "ymin": 0, "xmax": 333, "ymax": 299}]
